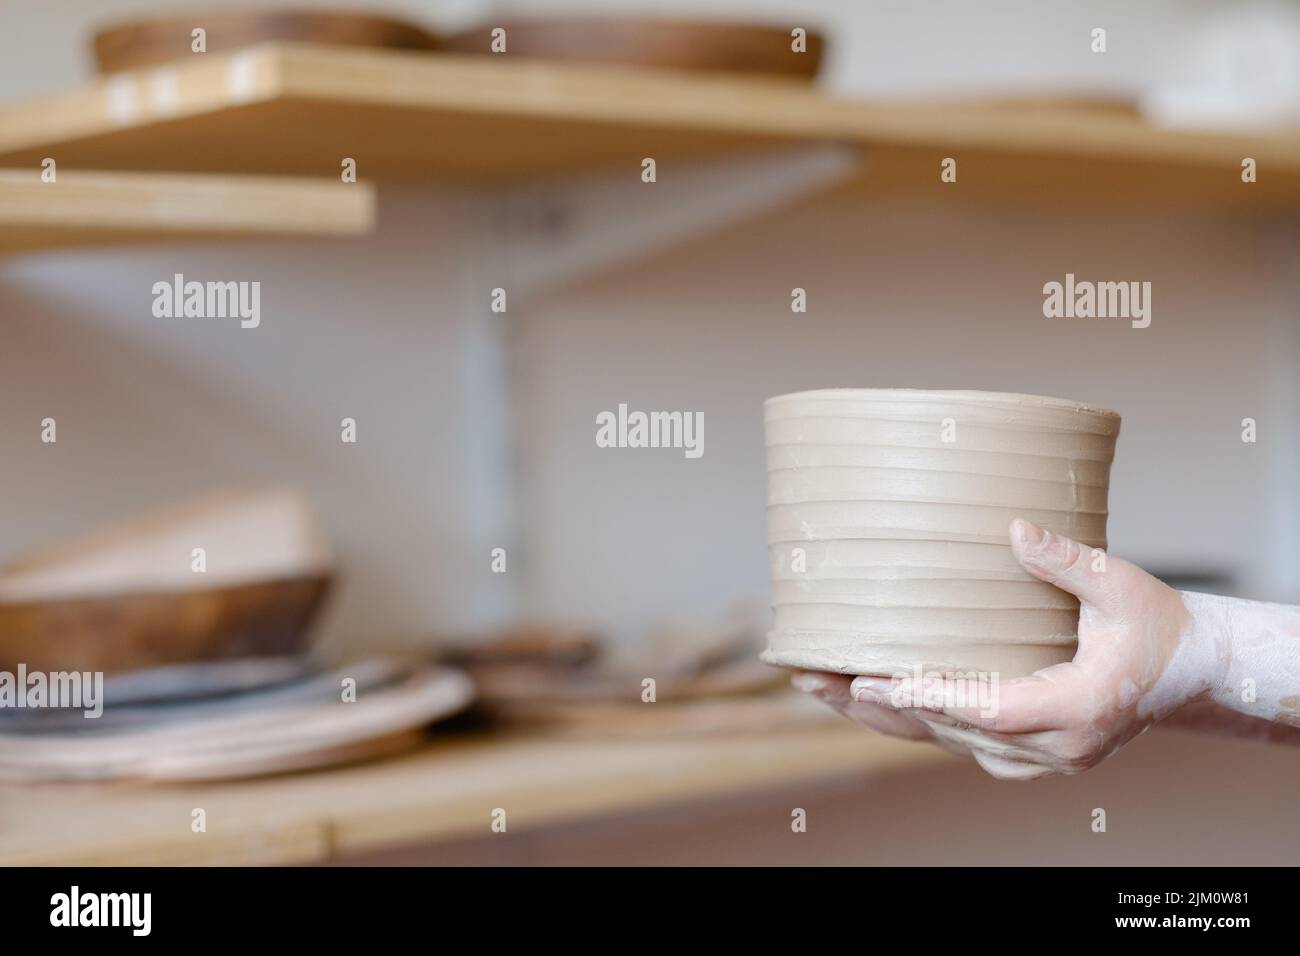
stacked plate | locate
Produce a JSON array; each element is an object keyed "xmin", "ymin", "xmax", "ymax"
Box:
[
  {"xmin": 762, "ymin": 389, "xmax": 1120, "ymax": 680},
  {"xmin": 0, "ymin": 657, "xmax": 474, "ymax": 782},
  {"xmin": 442, "ymin": 609, "xmax": 813, "ymax": 738},
  {"xmin": 0, "ymin": 488, "xmax": 480, "ymax": 783}
]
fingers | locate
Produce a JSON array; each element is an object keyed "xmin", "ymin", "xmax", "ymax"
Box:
[
  {"xmin": 791, "ymin": 671, "xmax": 934, "ymax": 740},
  {"xmin": 1009, "ymin": 518, "xmax": 1142, "ymax": 613},
  {"xmin": 790, "ymin": 670, "xmax": 854, "ymax": 712},
  {"xmin": 784, "ymin": 522, "xmax": 1160, "ymax": 784},
  {"xmin": 971, "ymin": 750, "xmax": 1056, "ymax": 781},
  {"xmin": 854, "ymin": 664, "xmax": 1088, "ymax": 733},
  {"xmin": 814, "ymin": 671, "xmax": 1098, "ymax": 778},
  {"xmin": 901, "ymin": 714, "xmax": 1073, "ymax": 779}
]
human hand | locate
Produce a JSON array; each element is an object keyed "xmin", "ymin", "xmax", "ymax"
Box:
[{"xmin": 793, "ymin": 518, "xmax": 1228, "ymax": 779}]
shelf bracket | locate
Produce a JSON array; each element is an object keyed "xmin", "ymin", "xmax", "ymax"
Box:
[
  {"xmin": 487, "ymin": 144, "xmax": 864, "ymax": 299},
  {"xmin": 465, "ymin": 145, "xmax": 860, "ymax": 621}
]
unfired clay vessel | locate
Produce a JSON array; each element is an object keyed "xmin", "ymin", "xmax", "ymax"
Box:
[{"xmin": 761, "ymin": 389, "xmax": 1120, "ymax": 679}]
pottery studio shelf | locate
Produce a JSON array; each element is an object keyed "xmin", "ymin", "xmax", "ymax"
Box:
[
  {"xmin": 0, "ymin": 43, "xmax": 1297, "ymax": 214},
  {"xmin": 0, "ymin": 720, "xmax": 947, "ymax": 866},
  {"xmin": 0, "ymin": 168, "xmax": 375, "ymax": 255}
]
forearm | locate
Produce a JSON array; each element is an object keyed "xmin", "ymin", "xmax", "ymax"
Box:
[{"xmin": 1176, "ymin": 590, "xmax": 1300, "ymax": 730}]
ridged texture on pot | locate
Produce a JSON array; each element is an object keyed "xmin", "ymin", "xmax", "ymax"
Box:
[{"xmin": 762, "ymin": 389, "xmax": 1120, "ymax": 679}]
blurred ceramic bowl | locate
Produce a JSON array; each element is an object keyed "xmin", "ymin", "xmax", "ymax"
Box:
[
  {"xmin": 0, "ymin": 574, "xmax": 331, "ymax": 674},
  {"xmin": 0, "ymin": 486, "xmax": 335, "ymax": 673},
  {"xmin": 442, "ymin": 17, "xmax": 824, "ymax": 80},
  {"xmin": 92, "ymin": 9, "xmax": 440, "ymax": 74}
]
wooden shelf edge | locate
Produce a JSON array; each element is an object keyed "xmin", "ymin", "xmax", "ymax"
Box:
[
  {"xmin": 0, "ymin": 721, "xmax": 950, "ymax": 866},
  {"xmin": 0, "ymin": 168, "xmax": 375, "ymax": 254},
  {"xmin": 274, "ymin": 43, "xmax": 1300, "ymax": 169},
  {"xmin": 0, "ymin": 46, "xmax": 286, "ymax": 159},
  {"xmin": 0, "ymin": 43, "xmax": 1296, "ymax": 178}
]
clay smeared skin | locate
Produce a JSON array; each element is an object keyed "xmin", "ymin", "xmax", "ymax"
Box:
[
  {"xmin": 796, "ymin": 520, "xmax": 1300, "ymax": 778},
  {"xmin": 1192, "ymin": 592, "xmax": 1300, "ymax": 728}
]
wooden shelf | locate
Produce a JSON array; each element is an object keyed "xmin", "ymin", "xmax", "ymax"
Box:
[
  {"xmin": 0, "ymin": 44, "xmax": 1296, "ymax": 213},
  {"xmin": 0, "ymin": 720, "xmax": 948, "ymax": 865},
  {"xmin": 0, "ymin": 168, "xmax": 374, "ymax": 254}
]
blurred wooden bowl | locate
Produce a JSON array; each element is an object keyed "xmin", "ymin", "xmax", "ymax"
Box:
[
  {"xmin": 0, "ymin": 486, "xmax": 335, "ymax": 673},
  {"xmin": 92, "ymin": 9, "xmax": 441, "ymax": 74},
  {"xmin": 0, "ymin": 575, "xmax": 331, "ymax": 674},
  {"xmin": 439, "ymin": 624, "xmax": 603, "ymax": 669},
  {"xmin": 442, "ymin": 17, "xmax": 825, "ymax": 80}
]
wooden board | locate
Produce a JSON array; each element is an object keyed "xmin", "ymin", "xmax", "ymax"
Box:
[
  {"xmin": 0, "ymin": 44, "xmax": 1295, "ymax": 213},
  {"xmin": 0, "ymin": 718, "xmax": 950, "ymax": 865},
  {"xmin": 489, "ymin": 689, "xmax": 839, "ymax": 738},
  {"xmin": 0, "ymin": 167, "xmax": 375, "ymax": 254}
]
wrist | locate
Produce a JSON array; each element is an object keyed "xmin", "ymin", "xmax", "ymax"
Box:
[
  {"xmin": 1143, "ymin": 590, "xmax": 1232, "ymax": 721},
  {"xmin": 1179, "ymin": 591, "xmax": 1300, "ymax": 723}
]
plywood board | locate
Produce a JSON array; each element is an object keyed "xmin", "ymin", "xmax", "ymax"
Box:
[
  {"xmin": 0, "ymin": 44, "xmax": 1293, "ymax": 213},
  {"xmin": 0, "ymin": 168, "xmax": 375, "ymax": 254},
  {"xmin": 0, "ymin": 717, "xmax": 948, "ymax": 865}
]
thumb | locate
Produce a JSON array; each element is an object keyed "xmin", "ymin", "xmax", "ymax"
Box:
[{"xmin": 1009, "ymin": 518, "xmax": 1126, "ymax": 612}]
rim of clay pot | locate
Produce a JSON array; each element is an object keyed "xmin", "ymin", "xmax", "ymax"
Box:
[{"xmin": 765, "ymin": 388, "xmax": 1120, "ymax": 420}]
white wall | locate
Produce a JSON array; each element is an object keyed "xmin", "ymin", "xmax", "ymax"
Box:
[{"xmin": 495, "ymin": 0, "xmax": 1275, "ymax": 101}]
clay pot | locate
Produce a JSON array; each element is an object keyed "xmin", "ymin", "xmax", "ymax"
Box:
[{"xmin": 762, "ymin": 389, "xmax": 1121, "ymax": 679}]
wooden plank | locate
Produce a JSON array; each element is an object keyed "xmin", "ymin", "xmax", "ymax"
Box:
[
  {"xmin": 0, "ymin": 168, "xmax": 375, "ymax": 254},
  {"xmin": 827, "ymin": 143, "xmax": 1300, "ymax": 215},
  {"xmin": 0, "ymin": 720, "xmax": 948, "ymax": 865},
  {"xmin": 0, "ymin": 44, "xmax": 1295, "ymax": 212}
]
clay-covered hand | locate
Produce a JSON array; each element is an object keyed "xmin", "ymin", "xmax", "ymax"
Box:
[{"xmin": 793, "ymin": 518, "xmax": 1300, "ymax": 780}]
